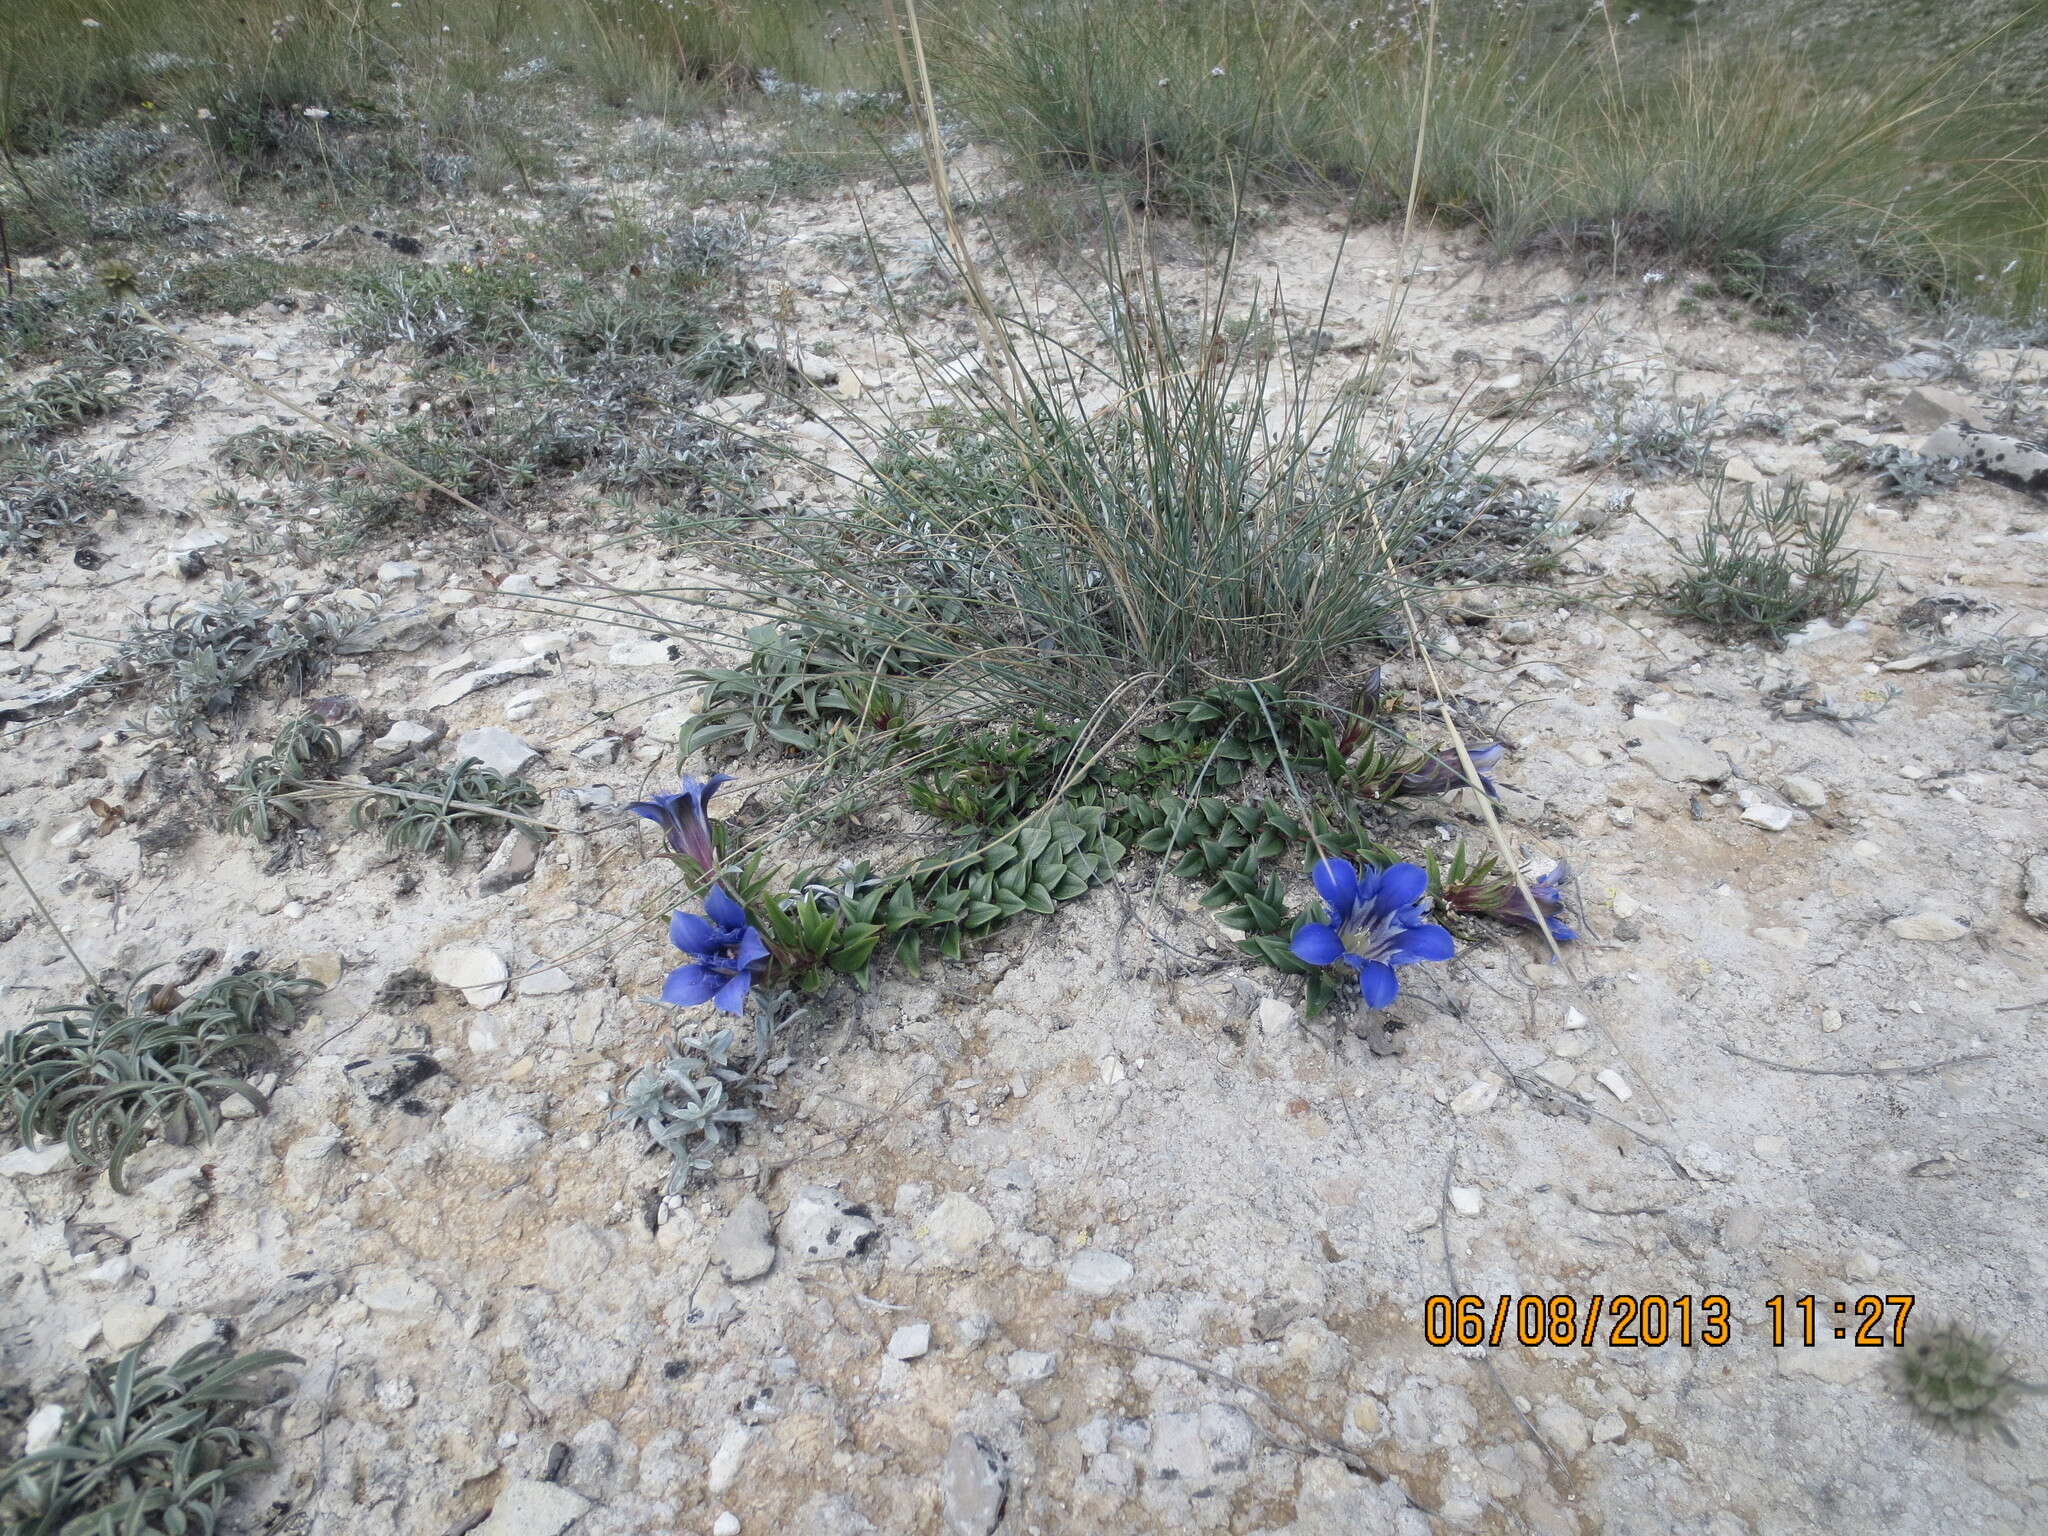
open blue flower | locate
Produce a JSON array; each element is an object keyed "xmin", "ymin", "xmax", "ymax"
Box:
[
  {"xmin": 628, "ymin": 774, "xmax": 732, "ymax": 872},
  {"xmin": 662, "ymin": 886, "xmax": 769, "ymax": 1014},
  {"xmin": 1497, "ymin": 862, "xmax": 1577, "ymax": 944},
  {"xmin": 1290, "ymin": 858, "xmax": 1456, "ymax": 1008},
  {"xmin": 1401, "ymin": 742, "xmax": 1504, "ymax": 799}
]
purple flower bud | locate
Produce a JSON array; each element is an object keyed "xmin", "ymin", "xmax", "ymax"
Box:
[{"xmin": 628, "ymin": 774, "xmax": 733, "ymax": 872}]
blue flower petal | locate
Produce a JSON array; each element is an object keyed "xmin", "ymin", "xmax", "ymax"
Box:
[
  {"xmin": 1311, "ymin": 858, "xmax": 1359, "ymax": 921},
  {"xmin": 1548, "ymin": 919, "xmax": 1578, "ymax": 944},
  {"xmin": 1291, "ymin": 922, "xmax": 1346, "ymax": 966},
  {"xmin": 661, "ymin": 963, "xmax": 723, "ymax": 1006},
  {"xmin": 682, "ymin": 772, "xmax": 735, "ymax": 808},
  {"xmin": 710, "ymin": 969, "xmax": 754, "ymax": 1014},
  {"xmin": 732, "ymin": 927, "xmax": 771, "ymax": 970},
  {"xmin": 1376, "ymin": 862, "xmax": 1429, "ymax": 910},
  {"xmin": 668, "ymin": 910, "xmax": 720, "ymax": 954},
  {"xmin": 703, "ymin": 886, "xmax": 749, "ymax": 932},
  {"xmin": 1385, "ymin": 923, "xmax": 1456, "ymax": 964},
  {"xmin": 1357, "ymin": 959, "xmax": 1400, "ymax": 1009}
]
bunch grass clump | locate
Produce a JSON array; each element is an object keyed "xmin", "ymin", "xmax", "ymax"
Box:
[
  {"xmin": 0, "ymin": 1341, "xmax": 299, "ymax": 1532},
  {"xmin": 936, "ymin": 0, "xmax": 2048, "ymax": 319},
  {"xmin": 666, "ymin": 238, "xmax": 1486, "ymax": 718},
  {"xmin": 0, "ymin": 969, "xmax": 320, "ymax": 1193}
]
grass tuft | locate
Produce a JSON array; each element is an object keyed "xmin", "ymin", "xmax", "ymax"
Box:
[{"xmin": 937, "ymin": 0, "xmax": 2048, "ymax": 318}]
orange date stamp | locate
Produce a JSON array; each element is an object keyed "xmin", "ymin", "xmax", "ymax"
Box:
[{"xmin": 1422, "ymin": 1293, "xmax": 1916, "ymax": 1349}]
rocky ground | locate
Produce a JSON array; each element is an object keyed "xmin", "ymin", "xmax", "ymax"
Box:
[{"xmin": 3, "ymin": 112, "xmax": 2047, "ymax": 1536}]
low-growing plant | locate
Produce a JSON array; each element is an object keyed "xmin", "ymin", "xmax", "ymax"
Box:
[
  {"xmin": 1572, "ymin": 393, "xmax": 1724, "ymax": 480},
  {"xmin": 0, "ymin": 1341, "xmax": 299, "ymax": 1532},
  {"xmin": 613, "ymin": 1021, "xmax": 781, "ymax": 1194},
  {"xmin": 676, "ymin": 621, "xmax": 923, "ymax": 761},
  {"xmin": 0, "ymin": 367, "xmax": 130, "ymax": 441},
  {"xmin": 1826, "ymin": 441, "xmax": 1967, "ymax": 505},
  {"xmin": 0, "ymin": 969, "xmax": 320, "ymax": 1192},
  {"xmin": 349, "ymin": 757, "xmax": 546, "ymax": 863},
  {"xmin": 1895, "ymin": 1321, "xmax": 2037, "ymax": 1446},
  {"xmin": 118, "ymin": 585, "xmax": 362, "ymax": 737},
  {"xmin": 1984, "ymin": 635, "xmax": 2048, "ymax": 745},
  {"xmin": 0, "ymin": 446, "xmax": 138, "ymax": 555},
  {"xmin": 226, "ymin": 718, "xmax": 347, "ymax": 842},
  {"xmin": 1657, "ymin": 480, "xmax": 1882, "ymax": 642}
]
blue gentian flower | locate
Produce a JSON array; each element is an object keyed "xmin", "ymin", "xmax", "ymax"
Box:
[
  {"xmin": 1401, "ymin": 742, "xmax": 1504, "ymax": 798},
  {"xmin": 1290, "ymin": 858, "xmax": 1456, "ymax": 1008},
  {"xmin": 662, "ymin": 886, "xmax": 769, "ymax": 1014},
  {"xmin": 1497, "ymin": 862, "xmax": 1577, "ymax": 944},
  {"xmin": 628, "ymin": 774, "xmax": 733, "ymax": 872}
]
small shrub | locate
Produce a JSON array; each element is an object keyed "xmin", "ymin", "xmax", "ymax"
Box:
[
  {"xmin": 0, "ymin": 1342, "xmax": 299, "ymax": 1530},
  {"xmin": 0, "ymin": 970, "xmax": 320, "ymax": 1192},
  {"xmin": 1660, "ymin": 481, "xmax": 1881, "ymax": 641}
]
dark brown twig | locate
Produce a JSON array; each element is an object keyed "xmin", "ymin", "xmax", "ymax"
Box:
[
  {"xmin": 1094, "ymin": 1337, "xmax": 1416, "ymax": 1500},
  {"xmin": 1716, "ymin": 1044, "xmax": 1994, "ymax": 1078}
]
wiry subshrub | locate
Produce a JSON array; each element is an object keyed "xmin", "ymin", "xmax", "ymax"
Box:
[
  {"xmin": 1572, "ymin": 393, "xmax": 1724, "ymax": 480},
  {"xmin": 1658, "ymin": 480, "xmax": 1881, "ymax": 641}
]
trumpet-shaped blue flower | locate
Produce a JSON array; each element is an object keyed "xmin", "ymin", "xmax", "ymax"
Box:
[
  {"xmin": 1290, "ymin": 858, "xmax": 1456, "ymax": 1008},
  {"xmin": 1497, "ymin": 862, "xmax": 1577, "ymax": 944},
  {"xmin": 628, "ymin": 774, "xmax": 733, "ymax": 872},
  {"xmin": 1401, "ymin": 742, "xmax": 1504, "ymax": 799},
  {"xmin": 662, "ymin": 886, "xmax": 769, "ymax": 1014}
]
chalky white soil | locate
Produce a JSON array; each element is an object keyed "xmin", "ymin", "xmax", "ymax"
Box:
[{"xmin": 4, "ymin": 121, "xmax": 2047, "ymax": 1536}]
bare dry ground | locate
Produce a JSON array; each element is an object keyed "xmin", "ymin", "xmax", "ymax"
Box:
[{"xmin": 3, "ymin": 112, "xmax": 2046, "ymax": 1536}]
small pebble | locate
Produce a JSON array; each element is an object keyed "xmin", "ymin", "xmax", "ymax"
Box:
[
  {"xmin": 1595, "ymin": 1069, "xmax": 1632, "ymax": 1102},
  {"xmin": 713, "ymin": 1515, "xmax": 741, "ymax": 1536}
]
